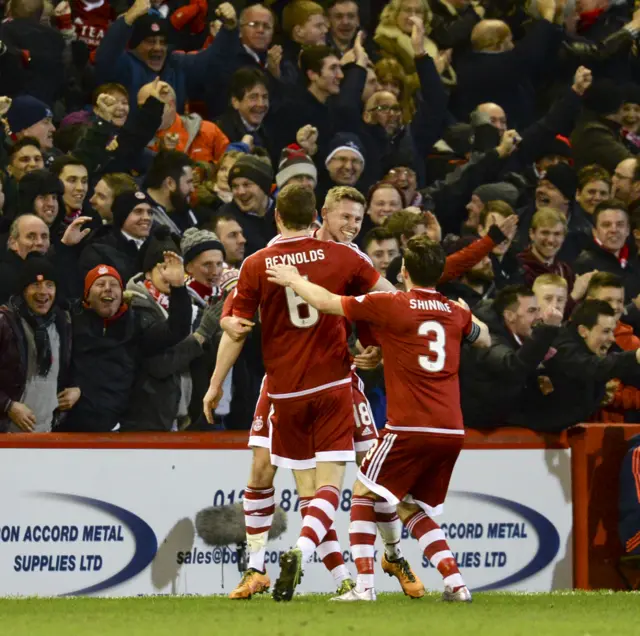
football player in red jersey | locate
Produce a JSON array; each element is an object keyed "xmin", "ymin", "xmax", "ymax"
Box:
[
  {"xmin": 219, "ymin": 186, "xmax": 424, "ymax": 601},
  {"xmin": 204, "ymin": 184, "xmax": 401, "ymax": 601},
  {"xmin": 267, "ymin": 235, "xmax": 491, "ymax": 602}
]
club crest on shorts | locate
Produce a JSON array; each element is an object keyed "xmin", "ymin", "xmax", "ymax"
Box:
[{"xmin": 252, "ymin": 416, "xmax": 264, "ymax": 432}]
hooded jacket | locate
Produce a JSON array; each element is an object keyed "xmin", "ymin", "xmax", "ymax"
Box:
[{"xmin": 149, "ymin": 113, "xmax": 229, "ymax": 164}]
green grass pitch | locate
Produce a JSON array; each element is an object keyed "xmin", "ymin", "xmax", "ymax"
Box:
[{"xmin": 2, "ymin": 592, "xmax": 640, "ymax": 636}]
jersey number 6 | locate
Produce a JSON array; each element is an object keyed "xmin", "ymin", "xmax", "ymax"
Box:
[
  {"xmin": 285, "ymin": 284, "xmax": 320, "ymax": 328},
  {"xmin": 418, "ymin": 320, "xmax": 446, "ymax": 372}
]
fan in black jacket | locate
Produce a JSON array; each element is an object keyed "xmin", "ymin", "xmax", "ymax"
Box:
[
  {"xmin": 516, "ymin": 300, "xmax": 640, "ymax": 432},
  {"xmin": 460, "ymin": 286, "xmax": 561, "ymax": 429},
  {"xmin": 59, "ymin": 255, "xmax": 192, "ymax": 433},
  {"xmin": 573, "ymin": 200, "xmax": 640, "ymax": 302}
]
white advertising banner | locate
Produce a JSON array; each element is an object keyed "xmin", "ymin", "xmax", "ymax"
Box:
[{"xmin": 0, "ymin": 447, "xmax": 572, "ymax": 597}]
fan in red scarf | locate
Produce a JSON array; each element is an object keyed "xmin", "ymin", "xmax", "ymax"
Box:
[{"xmin": 180, "ymin": 227, "xmax": 229, "ymax": 307}]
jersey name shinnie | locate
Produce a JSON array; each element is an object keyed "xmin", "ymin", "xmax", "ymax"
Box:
[
  {"xmin": 409, "ymin": 298, "xmax": 452, "ymax": 313},
  {"xmin": 264, "ymin": 250, "xmax": 326, "ymax": 269}
]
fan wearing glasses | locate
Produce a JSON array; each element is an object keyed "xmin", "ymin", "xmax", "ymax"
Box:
[{"xmin": 239, "ymin": 4, "xmax": 276, "ymax": 65}]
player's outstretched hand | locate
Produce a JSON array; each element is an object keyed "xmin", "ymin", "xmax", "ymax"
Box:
[
  {"xmin": 203, "ymin": 384, "xmax": 224, "ymax": 424},
  {"xmin": 221, "ymin": 316, "xmax": 255, "ymax": 341},
  {"xmin": 266, "ymin": 265, "xmax": 302, "ymax": 287},
  {"xmin": 354, "ymin": 346, "xmax": 382, "ymax": 370}
]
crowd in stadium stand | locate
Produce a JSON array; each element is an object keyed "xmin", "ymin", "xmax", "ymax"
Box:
[{"xmin": 2, "ymin": 0, "xmax": 640, "ymax": 434}]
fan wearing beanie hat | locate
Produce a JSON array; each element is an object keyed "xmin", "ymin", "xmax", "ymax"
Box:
[
  {"xmin": 112, "ymin": 191, "xmax": 154, "ymax": 240},
  {"xmin": 6, "ymin": 96, "xmax": 55, "ymax": 151},
  {"xmin": 83, "ymin": 264, "xmax": 127, "ymax": 318},
  {"xmin": 276, "ymin": 145, "xmax": 317, "ymax": 191},
  {"xmin": 473, "ymin": 182, "xmax": 520, "ymax": 209},
  {"xmin": 325, "ymin": 132, "xmax": 366, "ymax": 187},
  {"xmin": 128, "ymin": 13, "xmax": 170, "ymax": 72},
  {"xmin": 181, "ymin": 228, "xmax": 227, "ymax": 306},
  {"xmin": 17, "ymin": 170, "xmax": 63, "ymax": 226},
  {"xmin": 229, "ymin": 155, "xmax": 274, "ymax": 201},
  {"xmin": 79, "ymin": 191, "xmax": 154, "ymax": 288},
  {"xmin": 538, "ymin": 163, "xmax": 578, "ymax": 208},
  {"xmin": 2, "ymin": 254, "xmax": 76, "ymax": 433}
]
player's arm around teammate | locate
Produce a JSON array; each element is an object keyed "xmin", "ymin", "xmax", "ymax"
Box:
[{"xmin": 266, "ymin": 265, "xmax": 492, "ymax": 348}]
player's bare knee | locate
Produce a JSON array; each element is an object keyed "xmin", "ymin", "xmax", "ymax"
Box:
[
  {"xmin": 293, "ymin": 468, "xmax": 317, "ymax": 497},
  {"xmin": 249, "ymin": 447, "xmax": 276, "ymax": 489},
  {"xmin": 352, "ymin": 479, "xmax": 374, "ymax": 497},
  {"xmin": 396, "ymin": 502, "xmax": 420, "ymax": 522},
  {"xmin": 315, "ymin": 461, "xmax": 346, "ymax": 490}
]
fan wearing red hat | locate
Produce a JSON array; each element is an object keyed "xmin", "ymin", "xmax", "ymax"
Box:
[{"xmin": 57, "ymin": 255, "xmax": 192, "ymax": 433}]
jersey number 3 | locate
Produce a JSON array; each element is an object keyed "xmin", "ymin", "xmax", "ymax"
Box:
[
  {"xmin": 418, "ymin": 320, "xmax": 446, "ymax": 372},
  {"xmin": 285, "ymin": 285, "xmax": 320, "ymax": 328}
]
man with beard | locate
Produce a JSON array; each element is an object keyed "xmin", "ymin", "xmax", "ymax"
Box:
[
  {"xmin": 59, "ymin": 255, "xmax": 192, "ymax": 432},
  {"xmin": 0, "ymin": 255, "xmax": 77, "ymax": 432},
  {"xmin": 439, "ymin": 236, "xmax": 496, "ymax": 308},
  {"xmin": 574, "ymin": 200, "xmax": 640, "ymax": 302},
  {"xmin": 80, "ymin": 191, "xmax": 154, "ymax": 285},
  {"xmin": 144, "ymin": 150, "xmax": 196, "ymax": 234},
  {"xmin": 219, "ymin": 155, "xmax": 275, "ymax": 258}
]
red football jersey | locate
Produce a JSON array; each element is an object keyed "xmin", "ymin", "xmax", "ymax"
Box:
[
  {"xmin": 233, "ymin": 236, "xmax": 380, "ymax": 398},
  {"xmin": 342, "ymin": 287, "xmax": 479, "ymax": 433}
]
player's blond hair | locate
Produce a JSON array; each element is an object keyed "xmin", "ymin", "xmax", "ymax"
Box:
[
  {"xmin": 323, "ymin": 186, "xmax": 366, "ymax": 211},
  {"xmin": 533, "ymin": 274, "xmax": 568, "ymax": 292}
]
